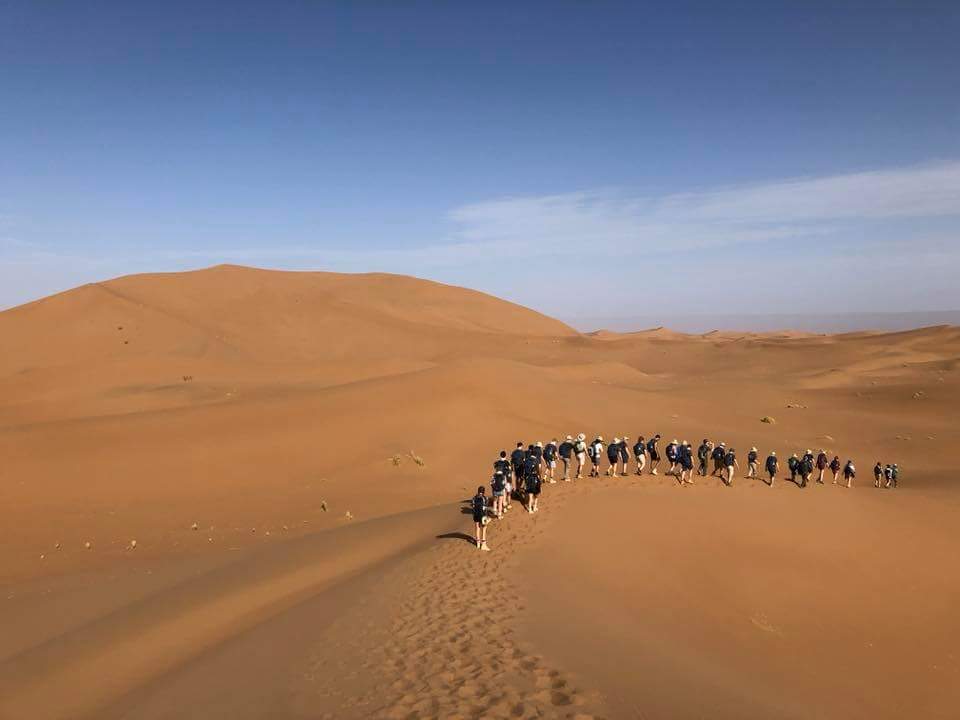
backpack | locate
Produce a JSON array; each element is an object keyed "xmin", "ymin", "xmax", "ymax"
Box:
[
  {"xmin": 766, "ymin": 456, "xmax": 777, "ymax": 472},
  {"xmin": 724, "ymin": 452, "xmax": 735, "ymax": 466},
  {"xmin": 491, "ymin": 473, "xmax": 505, "ymax": 492},
  {"xmin": 472, "ymin": 495, "xmax": 486, "ymax": 515},
  {"xmin": 748, "ymin": 451, "xmax": 757, "ymax": 463},
  {"xmin": 544, "ymin": 444, "xmax": 556, "ymax": 461},
  {"xmin": 788, "ymin": 457, "xmax": 799, "ymax": 471},
  {"xmin": 698, "ymin": 445, "xmax": 709, "ymax": 460},
  {"xmin": 634, "ymin": 441, "xmax": 645, "ymax": 457},
  {"xmin": 523, "ymin": 456, "xmax": 540, "ymax": 478},
  {"xmin": 712, "ymin": 447, "xmax": 724, "ymax": 461},
  {"xmin": 647, "ymin": 439, "xmax": 656, "ymax": 453},
  {"xmin": 587, "ymin": 444, "xmax": 595, "ymax": 459}
]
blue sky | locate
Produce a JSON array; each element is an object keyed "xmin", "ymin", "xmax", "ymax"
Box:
[{"xmin": 2, "ymin": 1, "xmax": 959, "ymax": 321}]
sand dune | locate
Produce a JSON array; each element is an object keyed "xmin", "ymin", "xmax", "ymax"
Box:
[{"xmin": 1, "ymin": 266, "xmax": 958, "ymax": 719}]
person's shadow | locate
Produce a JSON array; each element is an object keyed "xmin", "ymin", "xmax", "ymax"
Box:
[{"xmin": 436, "ymin": 531, "xmax": 475, "ymax": 544}]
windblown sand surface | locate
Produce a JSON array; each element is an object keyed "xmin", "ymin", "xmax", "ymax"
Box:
[{"xmin": 1, "ymin": 265, "xmax": 958, "ymax": 719}]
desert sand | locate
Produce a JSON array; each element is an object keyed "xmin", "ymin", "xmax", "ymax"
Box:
[{"xmin": 1, "ymin": 265, "xmax": 958, "ymax": 719}]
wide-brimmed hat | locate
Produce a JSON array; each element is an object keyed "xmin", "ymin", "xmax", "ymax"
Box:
[
  {"xmin": 751, "ymin": 446, "xmax": 757, "ymax": 452},
  {"xmin": 577, "ymin": 433, "xmax": 585, "ymax": 441},
  {"xmin": 566, "ymin": 435, "xmax": 573, "ymax": 440},
  {"xmin": 613, "ymin": 437, "xmax": 621, "ymax": 443},
  {"xmin": 771, "ymin": 450, "xmax": 777, "ymax": 455},
  {"xmin": 536, "ymin": 441, "xmax": 543, "ymax": 448}
]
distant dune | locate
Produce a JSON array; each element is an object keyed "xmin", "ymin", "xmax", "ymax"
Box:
[{"xmin": 1, "ymin": 266, "xmax": 958, "ymax": 720}]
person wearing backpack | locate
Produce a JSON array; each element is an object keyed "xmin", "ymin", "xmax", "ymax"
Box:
[
  {"xmin": 697, "ymin": 439, "xmax": 711, "ymax": 477},
  {"xmin": 665, "ymin": 440, "xmax": 679, "ymax": 476},
  {"xmin": 747, "ymin": 447, "xmax": 759, "ymax": 478},
  {"xmin": 724, "ymin": 447, "xmax": 739, "ymax": 486},
  {"xmin": 618, "ymin": 436, "xmax": 630, "ymax": 476},
  {"xmin": 799, "ymin": 455, "xmax": 814, "ymax": 488},
  {"xmin": 873, "ymin": 461, "xmax": 884, "ymax": 488},
  {"xmin": 888, "ymin": 463, "xmax": 899, "ymax": 488},
  {"xmin": 829, "ymin": 455, "xmax": 841, "ymax": 485},
  {"xmin": 815, "ymin": 450, "xmax": 828, "ymax": 484},
  {"xmin": 523, "ymin": 450, "xmax": 542, "ymax": 513},
  {"xmin": 471, "ymin": 486, "xmax": 491, "ymax": 551},
  {"xmin": 544, "ymin": 439, "xmax": 558, "ymax": 484},
  {"xmin": 490, "ymin": 471, "xmax": 506, "ymax": 520},
  {"xmin": 633, "ymin": 435, "xmax": 647, "ymax": 475},
  {"xmin": 647, "ymin": 434, "xmax": 661, "ymax": 475},
  {"xmin": 574, "ymin": 433, "xmax": 587, "ymax": 479},
  {"xmin": 606, "ymin": 437, "xmax": 621, "ymax": 477},
  {"xmin": 494, "ymin": 451, "xmax": 513, "ymax": 510},
  {"xmin": 765, "ymin": 451, "xmax": 779, "ymax": 487},
  {"xmin": 679, "ymin": 441, "xmax": 695, "ymax": 484},
  {"xmin": 785, "ymin": 454, "xmax": 797, "ymax": 485},
  {"xmin": 711, "ymin": 443, "xmax": 726, "ymax": 477},
  {"xmin": 559, "ymin": 435, "xmax": 574, "ymax": 481},
  {"xmin": 843, "ymin": 459, "xmax": 856, "ymax": 488},
  {"xmin": 590, "ymin": 436, "xmax": 604, "ymax": 477},
  {"xmin": 510, "ymin": 442, "xmax": 526, "ymax": 486}
]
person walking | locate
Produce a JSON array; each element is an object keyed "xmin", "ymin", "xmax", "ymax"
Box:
[
  {"xmin": 494, "ymin": 451, "xmax": 513, "ymax": 510},
  {"xmin": 798, "ymin": 454, "xmax": 813, "ymax": 488},
  {"xmin": 724, "ymin": 447, "xmax": 739, "ymax": 486},
  {"xmin": 697, "ymin": 439, "xmax": 711, "ymax": 476},
  {"xmin": 874, "ymin": 461, "xmax": 884, "ymax": 488},
  {"xmin": 574, "ymin": 433, "xmax": 587, "ymax": 479},
  {"xmin": 711, "ymin": 443, "xmax": 726, "ymax": 477},
  {"xmin": 523, "ymin": 449, "xmax": 542, "ymax": 513},
  {"xmin": 544, "ymin": 439, "xmax": 558, "ymax": 483},
  {"xmin": 765, "ymin": 451, "xmax": 778, "ymax": 487},
  {"xmin": 665, "ymin": 439, "xmax": 679, "ymax": 476},
  {"xmin": 679, "ymin": 441, "xmax": 695, "ymax": 484},
  {"xmin": 633, "ymin": 435, "xmax": 647, "ymax": 475},
  {"xmin": 888, "ymin": 463, "xmax": 899, "ymax": 488},
  {"xmin": 471, "ymin": 486, "xmax": 491, "ymax": 551},
  {"xmin": 491, "ymin": 471, "xmax": 506, "ymax": 519},
  {"xmin": 843, "ymin": 459, "xmax": 856, "ymax": 488},
  {"xmin": 815, "ymin": 450, "xmax": 828, "ymax": 484},
  {"xmin": 829, "ymin": 455, "xmax": 841, "ymax": 484},
  {"xmin": 606, "ymin": 437, "xmax": 621, "ymax": 477},
  {"xmin": 747, "ymin": 447, "xmax": 759, "ymax": 478},
  {"xmin": 788, "ymin": 453, "xmax": 800, "ymax": 485},
  {"xmin": 647, "ymin": 434, "xmax": 662, "ymax": 475},
  {"xmin": 559, "ymin": 435, "xmax": 574, "ymax": 481},
  {"xmin": 618, "ymin": 436, "xmax": 630, "ymax": 476}
]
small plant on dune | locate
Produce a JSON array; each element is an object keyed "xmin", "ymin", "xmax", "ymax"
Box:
[
  {"xmin": 761, "ymin": 416, "xmax": 776, "ymax": 424},
  {"xmin": 390, "ymin": 454, "xmax": 402, "ymax": 466},
  {"xmin": 182, "ymin": 375, "xmax": 194, "ymax": 382},
  {"xmin": 408, "ymin": 450, "xmax": 425, "ymax": 467}
]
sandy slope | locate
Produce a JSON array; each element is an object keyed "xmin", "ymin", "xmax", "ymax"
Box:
[{"xmin": 1, "ymin": 266, "xmax": 958, "ymax": 719}]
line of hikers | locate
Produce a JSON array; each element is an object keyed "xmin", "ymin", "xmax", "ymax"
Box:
[{"xmin": 471, "ymin": 434, "xmax": 897, "ymax": 550}]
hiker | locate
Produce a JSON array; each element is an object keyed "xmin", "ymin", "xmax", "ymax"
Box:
[
  {"xmin": 574, "ymin": 433, "xmax": 587, "ymax": 479},
  {"xmin": 697, "ymin": 439, "xmax": 711, "ymax": 476},
  {"xmin": 559, "ymin": 435, "xmax": 574, "ymax": 480},
  {"xmin": 523, "ymin": 449, "xmax": 542, "ymax": 513},
  {"xmin": 874, "ymin": 461, "xmax": 883, "ymax": 488},
  {"xmin": 843, "ymin": 459, "xmax": 856, "ymax": 488},
  {"xmin": 588, "ymin": 436, "xmax": 603, "ymax": 477},
  {"xmin": 490, "ymin": 471, "xmax": 506, "ymax": 519},
  {"xmin": 544, "ymin": 439, "xmax": 558, "ymax": 483},
  {"xmin": 647, "ymin": 434, "xmax": 662, "ymax": 475},
  {"xmin": 606, "ymin": 437, "xmax": 621, "ymax": 477},
  {"xmin": 633, "ymin": 435, "xmax": 647, "ymax": 475},
  {"xmin": 883, "ymin": 464, "xmax": 893, "ymax": 489},
  {"xmin": 665, "ymin": 439, "xmax": 679, "ymax": 476},
  {"xmin": 724, "ymin": 447, "xmax": 739, "ymax": 486},
  {"xmin": 494, "ymin": 451, "xmax": 513, "ymax": 510},
  {"xmin": 510, "ymin": 442, "xmax": 526, "ymax": 485},
  {"xmin": 618, "ymin": 436, "xmax": 630, "ymax": 475},
  {"xmin": 787, "ymin": 453, "xmax": 800, "ymax": 485},
  {"xmin": 765, "ymin": 451, "xmax": 778, "ymax": 487},
  {"xmin": 471, "ymin": 486, "xmax": 490, "ymax": 551},
  {"xmin": 532, "ymin": 441, "xmax": 545, "ymax": 473},
  {"xmin": 799, "ymin": 454, "xmax": 814, "ymax": 488},
  {"xmin": 711, "ymin": 443, "xmax": 726, "ymax": 477},
  {"xmin": 747, "ymin": 447, "xmax": 759, "ymax": 478},
  {"xmin": 829, "ymin": 455, "xmax": 841, "ymax": 484},
  {"xmin": 815, "ymin": 450, "xmax": 828, "ymax": 484},
  {"xmin": 679, "ymin": 441, "xmax": 694, "ymax": 484},
  {"xmin": 888, "ymin": 463, "xmax": 899, "ymax": 489}
]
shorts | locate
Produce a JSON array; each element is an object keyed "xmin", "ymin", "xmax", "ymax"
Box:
[
  {"xmin": 493, "ymin": 489, "xmax": 504, "ymax": 497},
  {"xmin": 726, "ymin": 465, "xmax": 734, "ymax": 472},
  {"xmin": 548, "ymin": 460, "xmax": 557, "ymax": 468},
  {"xmin": 472, "ymin": 513, "xmax": 485, "ymax": 524},
  {"xmin": 576, "ymin": 452, "xmax": 586, "ymax": 464},
  {"xmin": 649, "ymin": 450, "xmax": 660, "ymax": 461},
  {"xmin": 561, "ymin": 454, "xmax": 571, "ymax": 462}
]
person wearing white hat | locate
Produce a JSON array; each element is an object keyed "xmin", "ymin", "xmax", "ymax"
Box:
[
  {"xmin": 747, "ymin": 447, "xmax": 759, "ymax": 479},
  {"xmin": 574, "ymin": 433, "xmax": 587, "ymax": 479},
  {"xmin": 606, "ymin": 437, "xmax": 621, "ymax": 477},
  {"xmin": 711, "ymin": 442, "xmax": 726, "ymax": 477},
  {"xmin": 677, "ymin": 440, "xmax": 694, "ymax": 484},
  {"xmin": 590, "ymin": 435, "xmax": 604, "ymax": 477},
  {"xmin": 544, "ymin": 438, "xmax": 558, "ymax": 483},
  {"xmin": 559, "ymin": 435, "xmax": 574, "ymax": 481},
  {"xmin": 665, "ymin": 439, "xmax": 679, "ymax": 477}
]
